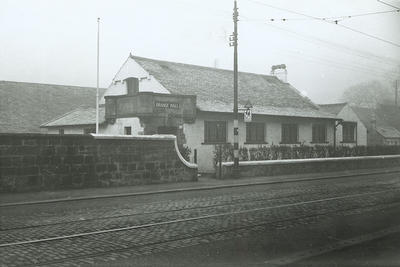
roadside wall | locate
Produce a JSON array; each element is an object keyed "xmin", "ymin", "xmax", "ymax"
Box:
[
  {"xmin": 0, "ymin": 133, "xmax": 197, "ymax": 192},
  {"xmin": 220, "ymin": 155, "xmax": 400, "ymax": 179}
]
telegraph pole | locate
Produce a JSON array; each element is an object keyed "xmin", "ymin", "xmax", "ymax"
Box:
[
  {"xmin": 396, "ymin": 80, "xmax": 398, "ymax": 107},
  {"xmin": 229, "ymin": 0, "xmax": 239, "ymax": 175},
  {"xmin": 96, "ymin": 18, "xmax": 100, "ymax": 134}
]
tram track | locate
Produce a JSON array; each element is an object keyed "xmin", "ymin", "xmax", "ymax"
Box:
[
  {"xmin": 1, "ymin": 188, "xmax": 400, "ymax": 266},
  {"xmin": 0, "ymin": 181, "xmax": 398, "ymax": 245},
  {"xmin": 1, "ymin": 188, "xmax": 399, "ymax": 247},
  {"xmin": 1, "ymin": 175, "xmax": 398, "ymax": 232}
]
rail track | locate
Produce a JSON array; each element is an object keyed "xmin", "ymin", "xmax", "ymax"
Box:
[{"xmin": 1, "ymin": 186, "xmax": 400, "ymax": 266}]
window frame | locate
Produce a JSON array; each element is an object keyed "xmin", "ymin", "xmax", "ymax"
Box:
[
  {"xmin": 281, "ymin": 123, "xmax": 299, "ymax": 144},
  {"xmin": 245, "ymin": 122, "xmax": 266, "ymax": 144},
  {"xmin": 342, "ymin": 122, "xmax": 357, "ymax": 143},
  {"xmin": 124, "ymin": 126, "xmax": 132, "ymax": 135},
  {"xmin": 204, "ymin": 121, "xmax": 227, "ymax": 144},
  {"xmin": 311, "ymin": 123, "xmax": 327, "ymax": 143}
]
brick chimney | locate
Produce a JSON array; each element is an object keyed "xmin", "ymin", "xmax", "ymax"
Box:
[{"xmin": 124, "ymin": 77, "xmax": 139, "ymax": 95}]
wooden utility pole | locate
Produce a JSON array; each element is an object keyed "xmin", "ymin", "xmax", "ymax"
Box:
[
  {"xmin": 230, "ymin": 0, "xmax": 239, "ymax": 175},
  {"xmin": 396, "ymin": 80, "xmax": 398, "ymax": 107}
]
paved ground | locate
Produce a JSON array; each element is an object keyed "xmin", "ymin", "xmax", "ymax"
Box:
[
  {"xmin": 0, "ymin": 168, "xmax": 399, "ymax": 266},
  {"xmin": 294, "ymin": 231, "xmax": 400, "ymax": 266}
]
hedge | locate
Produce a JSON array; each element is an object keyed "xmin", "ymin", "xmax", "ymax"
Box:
[{"xmin": 213, "ymin": 144, "xmax": 400, "ymax": 165}]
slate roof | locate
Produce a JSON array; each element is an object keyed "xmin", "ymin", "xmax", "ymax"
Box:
[
  {"xmin": 41, "ymin": 107, "xmax": 105, "ymax": 127},
  {"xmin": 376, "ymin": 126, "xmax": 400, "ymax": 139},
  {"xmin": 132, "ymin": 56, "xmax": 337, "ymax": 119},
  {"xmin": 319, "ymin": 103, "xmax": 347, "ymax": 115},
  {"xmin": 0, "ymin": 80, "xmax": 106, "ymax": 133},
  {"xmin": 352, "ymin": 105, "xmax": 400, "ymax": 138}
]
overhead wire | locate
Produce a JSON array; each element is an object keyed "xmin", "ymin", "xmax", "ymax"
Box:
[
  {"xmin": 245, "ymin": 0, "xmax": 400, "ymax": 48},
  {"xmin": 240, "ymin": 17, "xmax": 399, "ymax": 66}
]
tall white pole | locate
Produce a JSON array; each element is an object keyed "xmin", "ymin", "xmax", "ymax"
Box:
[{"xmin": 96, "ymin": 18, "xmax": 100, "ymax": 134}]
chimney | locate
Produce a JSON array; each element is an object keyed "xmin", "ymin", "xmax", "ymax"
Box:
[
  {"xmin": 270, "ymin": 64, "xmax": 287, "ymax": 83},
  {"xmin": 124, "ymin": 77, "xmax": 139, "ymax": 95}
]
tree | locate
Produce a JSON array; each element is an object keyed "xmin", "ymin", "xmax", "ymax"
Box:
[{"xmin": 341, "ymin": 80, "xmax": 396, "ymax": 108}]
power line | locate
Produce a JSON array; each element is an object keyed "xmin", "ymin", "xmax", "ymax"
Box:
[
  {"xmin": 377, "ymin": 0, "xmax": 400, "ymax": 10},
  {"xmin": 336, "ymin": 24, "xmax": 400, "ymax": 48},
  {"xmin": 241, "ymin": 18, "xmax": 399, "ymax": 66},
  {"xmin": 268, "ymin": 9, "xmax": 399, "ymax": 22},
  {"xmin": 245, "ymin": 0, "xmax": 400, "ymax": 48},
  {"xmin": 239, "ymin": 18, "xmax": 398, "ymax": 79}
]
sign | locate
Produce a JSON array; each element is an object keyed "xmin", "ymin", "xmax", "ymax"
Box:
[
  {"xmin": 154, "ymin": 101, "xmax": 180, "ymax": 109},
  {"xmin": 244, "ymin": 108, "xmax": 252, "ymax": 122}
]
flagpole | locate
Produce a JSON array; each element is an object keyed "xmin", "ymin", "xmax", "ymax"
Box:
[{"xmin": 96, "ymin": 17, "xmax": 100, "ymax": 134}]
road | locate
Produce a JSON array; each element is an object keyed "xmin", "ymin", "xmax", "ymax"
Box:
[{"xmin": 1, "ymin": 171, "xmax": 400, "ymax": 266}]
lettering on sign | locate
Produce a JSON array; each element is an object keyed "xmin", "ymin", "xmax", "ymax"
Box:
[
  {"xmin": 244, "ymin": 108, "xmax": 252, "ymax": 122},
  {"xmin": 154, "ymin": 101, "xmax": 180, "ymax": 109}
]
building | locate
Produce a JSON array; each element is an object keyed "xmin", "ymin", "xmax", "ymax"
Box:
[
  {"xmin": 319, "ymin": 103, "xmax": 367, "ymax": 146},
  {"xmin": 352, "ymin": 105, "xmax": 400, "ymax": 146},
  {"xmin": 41, "ymin": 54, "xmax": 339, "ymax": 172},
  {"xmin": 0, "ymin": 80, "xmax": 105, "ymax": 133}
]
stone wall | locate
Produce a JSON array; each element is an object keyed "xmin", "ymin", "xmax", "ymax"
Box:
[
  {"xmin": 0, "ymin": 133, "xmax": 197, "ymax": 192},
  {"xmin": 219, "ymin": 155, "xmax": 400, "ymax": 179}
]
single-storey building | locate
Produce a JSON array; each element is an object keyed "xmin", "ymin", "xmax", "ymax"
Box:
[
  {"xmin": 352, "ymin": 105, "xmax": 400, "ymax": 146},
  {"xmin": 41, "ymin": 54, "xmax": 339, "ymax": 172},
  {"xmin": 319, "ymin": 103, "xmax": 367, "ymax": 146},
  {"xmin": 0, "ymin": 80, "xmax": 105, "ymax": 133}
]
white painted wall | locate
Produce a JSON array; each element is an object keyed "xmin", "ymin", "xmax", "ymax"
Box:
[
  {"xmin": 46, "ymin": 125, "xmax": 92, "ymax": 134},
  {"xmin": 100, "ymin": 56, "xmax": 170, "ymax": 104},
  {"xmin": 44, "ymin": 118, "xmax": 144, "ymax": 136},
  {"xmin": 335, "ymin": 105, "xmax": 367, "ymax": 146},
  {"xmin": 184, "ymin": 112, "xmax": 335, "ymax": 173},
  {"xmin": 100, "ymin": 117, "xmax": 144, "ymax": 135}
]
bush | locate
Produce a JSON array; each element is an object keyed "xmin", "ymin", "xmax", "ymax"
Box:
[
  {"xmin": 213, "ymin": 144, "xmax": 400, "ymax": 164},
  {"xmin": 178, "ymin": 145, "xmax": 191, "ymax": 162}
]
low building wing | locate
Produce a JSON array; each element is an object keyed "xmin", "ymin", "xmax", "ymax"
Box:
[{"xmin": 41, "ymin": 107, "xmax": 105, "ymax": 128}]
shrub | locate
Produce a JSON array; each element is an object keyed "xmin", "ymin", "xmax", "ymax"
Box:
[
  {"xmin": 213, "ymin": 144, "xmax": 400, "ymax": 164},
  {"xmin": 178, "ymin": 145, "xmax": 191, "ymax": 162}
]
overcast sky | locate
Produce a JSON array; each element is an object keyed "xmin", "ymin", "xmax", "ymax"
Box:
[{"xmin": 1, "ymin": 0, "xmax": 399, "ymax": 103}]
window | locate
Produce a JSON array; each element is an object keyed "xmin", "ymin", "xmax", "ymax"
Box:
[
  {"xmin": 312, "ymin": 124, "xmax": 327, "ymax": 143},
  {"xmin": 124, "ymin": 126, "xmax": 132, "ymax": 135},
  {"xmin": 58, "ymin": 129, "xmax": 64, "ymax": 135},
  {"xmin": 281, "ymin": 124, "xmax": 298, "ymax": 144},
  {"xmin": 246, "ymin": 122, "xmax": 265, "ymax": 143},
  {"xmin": 342, "ymin": 122, "xmax": 356, "ymax": 142},
  {"xmin": 204, "ymin": 121, "xmax": 226, "ymax": 144},
  {"xmin": 84, "ymin": 128, "xmax": 95, "ymax": 134}
]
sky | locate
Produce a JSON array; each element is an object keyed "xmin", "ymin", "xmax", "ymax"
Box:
[{"xmin": 1, "ymin": 0, "xmax": 399, "ymax": 104}]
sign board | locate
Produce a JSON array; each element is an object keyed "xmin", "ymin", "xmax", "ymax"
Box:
[
  {"xmin": 244, "ymin": 108, "xmax": 252, "ymax": 122},
  {"xmin": 154, "ymin": 101, "xmax": 180, "ymax": 109}
]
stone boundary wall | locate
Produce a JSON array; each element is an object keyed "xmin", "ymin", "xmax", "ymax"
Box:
[
  {"xmin": 0, "ymin": 133, "xmax": 197, "ymax": 192},
  {"xmin": 219, "ymin": 155, "xmax": 400, "ymax": 179}
]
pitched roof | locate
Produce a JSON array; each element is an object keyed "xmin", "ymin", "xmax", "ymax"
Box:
[
  {"xmin": 376, "ymin": 126, "xmax": 400, "ymax": 138},
  {"xmin": 351, "ymin": 106, "xmax": 375, "ymax": 129},
  {"xmin": 41, "ymin": 107, "xmax": 105, "ymax": 127},
  {"xmin": 318, "ymin": 103, "xmax": 347, "ymax": 115},
  {"xmin": 352, "ymin": 105, "xmax": 400, "ymax": 131},
  {"xmin": 132, "ymin": 56, "xmax": 337, "ymax": 119},
  {"xmin": 0, "ymin": 80, "xmax": 106, "ymax": 133}
]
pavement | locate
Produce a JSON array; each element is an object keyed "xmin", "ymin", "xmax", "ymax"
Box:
[{"xmin": 1, "ymin": 167, "xmax": 400, "ymax": 206}]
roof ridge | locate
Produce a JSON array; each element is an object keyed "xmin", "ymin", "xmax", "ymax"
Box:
[
  {"xmin": 40, "ymin": 107, "xmax": 86, "ymax": 127},
  {"xmin": 319, "ymin": 102, "xmax": 347, "ymax": 106},
  {"xmin": 0, "ymin": 80, "xmax": 106, "ymax": 90},
  {"xmin": 131, "ymin": 55, "xmax": 280, "ymax": 79}
]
